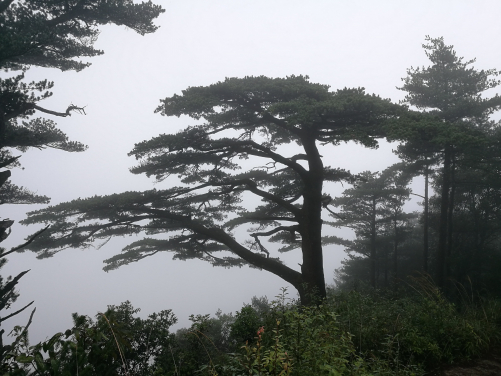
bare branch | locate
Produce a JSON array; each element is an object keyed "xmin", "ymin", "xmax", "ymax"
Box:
[
  {"xmin": 251, "ymin": 225, "xmax": 300, "ymax": 238},
  {"xmin": 20, "ymin": 307, "xmax": 36, "ymax": 340},
  {"xmin": 0, "ymin": 301, "xmax": 34, "ymax": 323},
  {"xmin": 0, "ymin": 225, "xmax": 49, "ymax": 258},
  {"xmin": 323, "ymin": 205, "xmax": 345, "ymax": 220},
  {"xmin": 202, "ymin": 249, "xmax": 229, "ymax": 264},
  {"xmin": 251, "ymin": 235, "xmax": 270, "ymax": 257},
  {"xmin": 34, "ymin": 104, "xmax": 86, "ymax": 117},
  {"xmin": 410, "ymin": 192, "xmax": 425, "ymax": 199}
]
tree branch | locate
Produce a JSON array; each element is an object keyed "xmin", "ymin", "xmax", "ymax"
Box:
[
  {"xmin": 410, "ymin": 192, "xmax": 425, "ymax": 199},
  {"xmin": 217, "ymin": 139, "xmax": 308, "ymax": 178},
  {"xmin": 250, "ymin": 235, "xmax": 269, "ymax": 257},
  {"xmin": 137, "ymin": 208, "xmax": 304, "ymax": 287},
  {"xmin": 11, "ymin": 307, "xmax": 36, "ymax": 349},
  {"xmin": 164, "ymin": 178, "xmax": 302, "ymax": 217},
  {"xmin": 34, "ymin": 104, "xmax": 86, "ymax": 117},
  {"xmin": 241, "ymin": 179, "xmax": 302, "ymax": 216},
  {"xmin": 45, "ymin": 1, "xmax": 87, "ymax": 27},
  {"xmin": 0, "ymin": 301, "xmax": 34, "ymax": 323},
  {"xmin": 323, "ymin": 204, "xmax": 346, "ymax": 220},
  {"xmin": 200, "ymin": 226, "xmax": 303, "ymax": 287},
  {"xmin": 251, "ymin": 225, "xmax": 300, "ymax": 238},
  {"xmin": 0, "ymin": 156, "xmax": 21, "ymax": 169},
  {"xmin": 230, "ymin": 216, "xmax": 298, "ymax": 224},
  {"xmin": 202, "ymin": 249, "xmax": 229, "ymax": 264},
  {"xmin": 0, "ymin": 226, "xmax": 49, "ymax": 258}
]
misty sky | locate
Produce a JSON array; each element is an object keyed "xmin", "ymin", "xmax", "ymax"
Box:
[{"xmin": 3, "ymin": 0, "xmax": 501, "ymax": 343}]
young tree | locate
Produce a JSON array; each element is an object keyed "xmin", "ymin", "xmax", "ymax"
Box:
[
  {"xmin": 329, "ymin": 164, "xmax": 414, "ymax": 288},
  {"xmin": 329, "ymin": 171, "xmax": 385, "ymax": 288},
  {"xmin": 21, "ymin": 75, "xmax": 400, "ymax": 304},
  {"xmin": 391, "ymin": 132, "xmax": 439, "ymax": 273},
  {"xmin": 392, "ymin": 36, "xmax": 501, "ymax": 287}
]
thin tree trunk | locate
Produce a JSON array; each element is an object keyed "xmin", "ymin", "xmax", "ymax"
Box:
[
  {"xmin": 446, "ymin": 153, "xmax": 456, "ymax": 283},
  {"xmin": 423, "ymin": 159, "xmax": 429, "ymax": 273},
  {"xmin": 393, "ymin": 217, "xmax": 398, "ymax": 286},
  {"xmin": 370, "ymin": 197, "xmax": 377, "ymax": 288},
  {"xmin": 384, "ymin": 247, "xmax": 388, "ymax": 288},
  {"xmin": 437, "ymin": 146, "xmax": 451, "ymax": 288}
]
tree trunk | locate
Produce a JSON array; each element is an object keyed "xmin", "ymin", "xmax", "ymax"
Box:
[
  {"xmin": 423, "ymin": 159, "xmax": 429, "ymax": 273},
  {"xmin": 393, "ymin": 217, "xmax": 398, "ymax": 286},
  {"xmin": 437, "ymin": 146, "xmax": 451, "ymax": 288},
  {"xmin": 446, "ymin": 153, "xmax": 456, "ymax": 283},
  {"xmin": 384, "ymin": 247, "xmax": 388, "ymax": 288},
  {"xmin": 370, "ymin": 197, "xmax": 377, "ymax": 288},
  {"xmin": 299, "ymin": 137, "xmax": 326, "ymax": 305}
]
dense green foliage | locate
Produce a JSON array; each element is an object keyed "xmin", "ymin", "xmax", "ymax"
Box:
[
  {"xmin": 3, "ymin": 286, "xmax": 498, "ymax": 375},
  {"xmin": 195, "ymin": 288, "xmax": 500, "ymax": 375},
  {"xmin": 3, "ymin": 301, "xmax": 176, "ymax": 375}
]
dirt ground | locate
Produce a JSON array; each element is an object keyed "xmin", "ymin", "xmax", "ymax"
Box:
[{"xmin": 435, "ymin": 353, "xmax": 501, "ymax": 376}]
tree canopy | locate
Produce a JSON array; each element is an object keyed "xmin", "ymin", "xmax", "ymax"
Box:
[
  {"xmin": 331, "ymin": 37, "xmax": 501, "ymax": 294},
  {"xmin": 330, "ymin": 164, "xmax": 415, "ymax": 288},
  {"xmin": 0, "ymin": 0, "xmax": 165, "ymax": 212},
  {"xmin": 388, "ymin": 36, "xmax": 501, "ymax": 287},
  {"xmin": 0, "ymin": 0, "xmax": 164, "ymax": 71},
  {"xmin": 0, "ymin": 0, "xmax": 165, "ymax": 162},
  {"xmin": 22, "ymin": 75, "xmax": 401, "ymax": 304}
]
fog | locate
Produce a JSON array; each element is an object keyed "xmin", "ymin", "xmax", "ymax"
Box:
[{"xmin": 2, "ymin": 0, "xmax": 501, "ymax": 343}]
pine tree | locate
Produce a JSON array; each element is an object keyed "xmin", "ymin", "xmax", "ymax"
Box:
[
  {"xmin": 329, "ymin": 164, "xmax": 414, "ymax": 287},
  {"xmin": 392, "ymin": 36, "xmax": 501, "ymax": 287},
  {"xmin": 22, "ymin": 76, "xmax": 401, "ymax": 304}
]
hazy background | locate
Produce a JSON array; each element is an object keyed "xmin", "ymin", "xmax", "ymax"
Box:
[{"xmin": 3, "ymin": 0, "xmax": 501, "ymax": 343}]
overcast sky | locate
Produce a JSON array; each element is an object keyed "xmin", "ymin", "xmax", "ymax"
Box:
[{"xmin": 3, "ymin": 0, "xmax": 501, "ymax": 343}]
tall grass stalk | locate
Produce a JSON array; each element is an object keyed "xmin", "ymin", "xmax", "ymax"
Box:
[{"xmin": 99, "ymin": 312, "xmax": 130, "ymax": 376}]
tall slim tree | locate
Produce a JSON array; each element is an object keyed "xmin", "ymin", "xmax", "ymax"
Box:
[
  {"xmin": 391, "ymin": 132, "xmax": 439, "ymax": 273},
  {"xmin": 21, "ymin": 76, "xmax": 400, "ymax": 304},
  {"xmin": 395, "ymin": 36, "xmax": 501, "ymax": 288},
  {"xmin": 329, "ymin": 164, "xmax": 414, "ymax": 288}
]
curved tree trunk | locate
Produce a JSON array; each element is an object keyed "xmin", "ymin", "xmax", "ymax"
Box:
[{"xmin": 299, "ymin": 138, "xmax": 327, "ymax": 305}]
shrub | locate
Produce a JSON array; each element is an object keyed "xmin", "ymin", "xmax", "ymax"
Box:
[{"xmin": 329, "ymin": 283, "xmax": 500, "ymax": 369}]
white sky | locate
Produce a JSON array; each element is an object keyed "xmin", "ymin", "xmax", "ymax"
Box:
[{"xmin": 2, "ymin": 0, "xmax": 501, "ymax": 343}]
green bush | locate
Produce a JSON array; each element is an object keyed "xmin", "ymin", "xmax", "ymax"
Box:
[
  {"xmin": 230, "ymin": 306, "xmax": 262, "ymax": 345},
  {"xmin": 199, "ymin": 282, "xmax": 501, "ymax": 375},
  {"xmin": 329, "ymin": 283, "xmax": 500, "ymax": 369},
  {"xmin": 204, "ymin": 290, "xmax": 422, "ymax": 376}
]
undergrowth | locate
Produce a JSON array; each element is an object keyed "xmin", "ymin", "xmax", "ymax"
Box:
[
  {"xmin": 198, "ymin": 281, "xmax": 500, "ymax": 376},
  {"xmin": 3, "ymin": 280, "xmax": 499, "ymax": 375}
]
